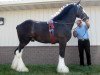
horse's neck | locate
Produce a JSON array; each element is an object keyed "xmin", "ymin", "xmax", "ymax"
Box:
[
  {"xmin": 61, "ymin": 14, "xmax": 76, "ymax": 29},
  {"xmin": 62, "ymin": 7, "xmax": 76, "ymax": 29}
]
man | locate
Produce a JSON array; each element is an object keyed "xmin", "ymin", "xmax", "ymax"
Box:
[{"xmin": 73, "ymin": 18, "xmax": 91, "ymax": 66}]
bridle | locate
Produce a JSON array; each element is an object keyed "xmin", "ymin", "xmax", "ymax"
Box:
[
  {"xmin": 76, "ymin": 5, "xmax": 87, "ymax": 21},
  {"xmin": 72, "ymin": 5, "xmax": 89, "ymax": 32}
]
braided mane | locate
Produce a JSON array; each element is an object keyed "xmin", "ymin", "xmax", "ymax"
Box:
[{"xmin": 52, "ymin": 4, "xmax": 75, "ymax": 21}]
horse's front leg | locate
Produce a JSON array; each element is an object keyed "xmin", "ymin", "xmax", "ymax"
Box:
[{"xmin": 57, "ymin": 39, "xmax": 69, "ymax": 73}]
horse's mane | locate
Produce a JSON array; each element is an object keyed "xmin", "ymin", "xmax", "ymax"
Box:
[{"xmin": 52, "ymin": 3, "xmax": 75, "ymax": 21}]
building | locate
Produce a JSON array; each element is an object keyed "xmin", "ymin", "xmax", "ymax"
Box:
[{"xmin": 0, "ymin": 0, "xmax": 100, "ymax": 65}]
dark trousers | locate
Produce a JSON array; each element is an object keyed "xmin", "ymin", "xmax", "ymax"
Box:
[{"xmin": 78, "ymin": 39, "xmax": 91, "ymax": 66}]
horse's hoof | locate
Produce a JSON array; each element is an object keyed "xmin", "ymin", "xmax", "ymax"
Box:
[
  {"xmin": 16, "ymin": 67, "xmax": 29, "ymax": 72},
  {"xmin": 57, "ymin": 66, "xmax": 69, "ymax": 73},
  {"xmin": 11, "ymin": 65, "xmax": 17, "ymax": 70}
]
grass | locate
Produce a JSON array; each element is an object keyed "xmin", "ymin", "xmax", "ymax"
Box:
[{"xmin": 0, "ymin": 64, "xmax": 100, "ymax": 75}]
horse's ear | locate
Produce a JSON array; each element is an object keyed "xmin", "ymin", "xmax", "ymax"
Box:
[{"xmin": 76, "ymin": 0, "xmax": 81, "ymax": 5}]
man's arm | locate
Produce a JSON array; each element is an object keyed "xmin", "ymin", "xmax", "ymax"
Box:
[{"xmin": 85, "ymin": 19, "xmax": 90, "ymax": 28}]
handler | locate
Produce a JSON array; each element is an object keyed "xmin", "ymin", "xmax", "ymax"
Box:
[{"xmin": 73, "ymin": 18, "xmax": 91, "ymax": 66}]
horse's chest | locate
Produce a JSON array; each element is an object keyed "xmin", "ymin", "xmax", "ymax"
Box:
[{"xmin": 56, "ymin": 26, "xmax": 71, "ymax": 37}]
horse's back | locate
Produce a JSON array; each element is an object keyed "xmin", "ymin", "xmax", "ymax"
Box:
[
  {"xmin": 16, "ymin": 20, "xmax": 48, "ymax": 32},
  {"xmin": 16, "ymin": 19, "xmax": 50, "ymax": 43},
  {"xmin": 16, "ymin": 20, "xmax": 34, "ymax": 31},
  {"xmin": 34, "ymin": 21, "xmax": 49, "ymax": 33}
]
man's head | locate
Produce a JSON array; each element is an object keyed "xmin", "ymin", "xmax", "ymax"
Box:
[{"xmin": 76, "ymin": 18, "xmax": 82, "ymax": 27}]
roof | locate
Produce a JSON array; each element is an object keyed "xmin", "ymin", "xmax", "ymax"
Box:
[{"xmin": 0, "ymin": 0, "xmax": 100, "ymax": 11}]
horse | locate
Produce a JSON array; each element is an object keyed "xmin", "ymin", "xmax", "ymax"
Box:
[{"xmin": 11, "ymin": 1, "xmax": 89, "ymax": 73}]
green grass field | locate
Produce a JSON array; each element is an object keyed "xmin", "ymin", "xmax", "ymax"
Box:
[{"xmin": 0, "ymin": 64, "xmax": 100, "ymax": 75}]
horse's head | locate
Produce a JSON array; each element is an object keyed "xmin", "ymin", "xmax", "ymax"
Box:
[{"xmin": 75, "ymin": 1, "xmax": 89, "ymax": 22}]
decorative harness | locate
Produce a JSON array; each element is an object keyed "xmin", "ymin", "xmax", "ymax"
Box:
[
  {"xmin": 48, "ymin": 21, "xmax": 56, "ymax": 44},
  {"xmin": 48, "ymin": 20, "xmax": 74, "ymax": 44}
]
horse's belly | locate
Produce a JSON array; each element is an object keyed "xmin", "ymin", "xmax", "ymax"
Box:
[
  {"xmin": 33, "ymin": 34, "xmax": 51, "ymax": 43},
  {"xmin": 35, "ymin": 38, "xmax": 50, "ymax": 43}
]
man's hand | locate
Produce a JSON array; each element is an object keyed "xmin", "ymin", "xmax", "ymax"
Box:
[{"xmin": 85, "ymin": 19, "xmax": 90, "ymax": 28}]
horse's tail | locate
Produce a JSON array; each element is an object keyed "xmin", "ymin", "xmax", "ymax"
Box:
[
  {"xmin": 16, "ymin": 25, "xmax": 20, "ymax": 33},
  {"xmin": 16, "ymin": 20, "xmax": 35, "ymax": 42},
  {"xmin": 16, "ymin": 24, "xmax": 22, "ymax": 38},
  {"xmin": 16, "ymin": 25, "xmax": 19, "ymax": 30}
]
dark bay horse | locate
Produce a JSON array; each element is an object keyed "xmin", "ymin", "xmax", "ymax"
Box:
[{"xmin": 11, "ymin": 1, "xmax": 89, "ymax": 73}]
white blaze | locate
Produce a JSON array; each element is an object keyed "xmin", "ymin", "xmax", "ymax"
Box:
[{"xmin": 83, "ymin": 9, "xmax": 86, "ymax": 13}]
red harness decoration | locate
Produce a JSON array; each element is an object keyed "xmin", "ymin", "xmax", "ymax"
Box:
[{"xmin": 48, "ymin": 22, "xmax": 56, "ymax": 44}]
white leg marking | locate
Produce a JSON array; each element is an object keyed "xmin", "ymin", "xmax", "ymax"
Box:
[
  {"xmin": 11, "ymin": 54, "xmax": 18, "ymax": 70},
  {"xmin": 11, "ymin": 50, "xmax": 29, "ymax": 72},
  {"xmin": 57, "ymin": 55, "xmax": 69, "ymax": 73}
]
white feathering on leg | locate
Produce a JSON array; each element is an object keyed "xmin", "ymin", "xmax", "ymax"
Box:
[
  {"xmin": 11, "ymin": 50, "xmax": 29, "ymax": 72},
  {"xmin": 11, "ymin": 54, "xmax": 18, "ymax": 70},
  {"xmin": 57, "ymin": 55, "xmax": 69, "ymax": 73}
]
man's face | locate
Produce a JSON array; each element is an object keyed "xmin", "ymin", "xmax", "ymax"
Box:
[{"xmin": 76, "ymin": 20, "xmax": 82, "ymax": 27}]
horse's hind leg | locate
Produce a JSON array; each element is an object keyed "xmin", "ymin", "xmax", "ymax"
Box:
[
  {"xmin": 11, "ymin": 44, "xmax": 28, "ymax": 72},
  {"xmin": 11, "ymin": 37, "xmax": 31, "ymax": 72}
]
